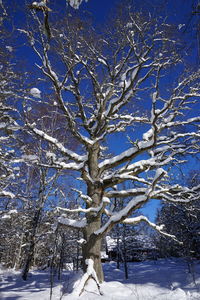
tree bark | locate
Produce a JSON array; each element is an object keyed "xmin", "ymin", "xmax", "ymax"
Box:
[
  {"xmin": 21, "ymin": 209, "xmax": 41, "ymax": 280},
  {"xmin": 14, "ymin": 233, "xmax": 25, "ymax": 270},
  {"xmin": 21, "ymin": 239, "xmax": 35, "ymax": 280},
  {"xmin": 82, "ymin": 217, "xmax": 104, "ymax": 283},
  {"xmin": 81, "ymin": 142, "xmax": 104, "ymax": 283}
]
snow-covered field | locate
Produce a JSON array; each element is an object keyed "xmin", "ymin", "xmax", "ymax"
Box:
[{"xmin": 1, "ymin": 258, "xmax": 200, "ymax": 299}]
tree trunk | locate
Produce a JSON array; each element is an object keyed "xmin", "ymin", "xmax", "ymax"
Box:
[
  {"xmin": 123, "ymin": 225, "xmax": 128, "ymax": 280},
  {"xmin": 76, "ymin": 229, "xmax": 80, "ymax": 271},
  {"xmin": 14, "ymin": 233, "xmax": 25, "ymax": 270},
  {"xmin": 82, "ymin": 217, "xmax": 104, "ymax": 283},
  {"xmin": 21, "ymin": 239, "xmax": 35, "ymax": 280},
  {"xmin": 81, "ymin": 142, "xmax": 104, "ymax": 282},
  {"xmin": 21, "ymin": 209, "xmax": 41, "ymax": 280}
]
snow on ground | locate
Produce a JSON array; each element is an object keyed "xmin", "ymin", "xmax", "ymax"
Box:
[{"xmin": 0, "ymin": 258, "xmax": 200, "ymax": 300}]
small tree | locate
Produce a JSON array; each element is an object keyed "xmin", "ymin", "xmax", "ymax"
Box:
[{"xmin": 18, "ymin": 3, "xmax": 200, "ymax": 289}]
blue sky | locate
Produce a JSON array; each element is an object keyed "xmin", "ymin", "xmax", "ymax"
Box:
[{"xmin": 80, "ymin": 0, "xmax": 120, "ymax": 21}]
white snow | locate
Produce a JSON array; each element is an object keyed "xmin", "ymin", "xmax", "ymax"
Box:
[
  {"xmin": 77, "ymin": 238, "xmax": 86, "ymax": 244},
  {"xmin": 71, "ymin": 259, "xmax": 100, "ymax": 296},
  {"xmin": 6, "ymin": 46, "xmax": 13, "ymax": 52},
  {"xmin": 99, "ymin": 139, "xmax": 154, "ymax": 170},
  {"xmin": 102, "ymin": 196, "xmax": 110, "ymax": 204},
  {"xmin": 54, "ymin": 160, "xmax": 85, "ymax": 171},
  {"xmin": 152, "ymin": 91, "xmax": 157, "ymax": 103},
  {"xmin": 1, "ymin": 258, "xmax": 200, "ymax": 299},
  {"xmin": 0, "ymin": 122, "xmax": 7, "ymax": 128},
  {"xmin": 30, "ymin": 87, "xmax": 41, "ymax": 98},
  {"xmin": 154, "ymin": 167, "xmax": 166, "ymax": 181},
  {"xmin": 31, "ymin": 1, "xmax": 48, "ymax": 8},
  {"xmin": 46, "ymin": 151, "xmax": 56, "ymax": 160},
  {"xmin": 0, "ymin": 191, "xmax": 15, "ymax": 198},
  {"xmin": 58, "ymin": 216, "xmax": 87, "ymax": 228},
  {"xmin": 57, "ymin": 200, "xmax": 105, "ymax": 214},
  {"xmin": 30, "ymin": 126, "xmax": 87, "ymax": 163},
  {"xmin": 94, "ymin": 195, "xmax": 147, "ymax": 235},
  {"xmin": 98, "ymin": 58, "xmax": 107, "ymax": 66},
  {"xmin": 22, "ymin": 154, "xmax": 38, "ymax": 162},
  {"xmin": 178, "ymin": 24, "xmax": 185, "ymax": 30},
  {"xmin": 68, "ymin": 0, "xmax": 88, "ymax": 9},
  {"xmin": 1, "ymin": 214, "xmax": 11, "ymax": 219},
  {"xmin": 143, "ymin": 128, "xmax": 153, "ymax": 141},
  {"xmin": 99, "ymin": 147, "xmax": 137, "ymax": 169}
]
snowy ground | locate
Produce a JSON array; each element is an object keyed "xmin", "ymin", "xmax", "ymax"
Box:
[{"xmin": 1, "ymin": 258, "xmax": 200, "ymax": 299}]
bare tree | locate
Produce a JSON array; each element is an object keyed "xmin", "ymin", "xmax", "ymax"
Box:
[{"xmin": 18, "ymin": 4, "xmax": 200, "ymax": 291}]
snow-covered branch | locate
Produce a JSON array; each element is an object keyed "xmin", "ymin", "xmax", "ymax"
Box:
[
  {"xmin": 152, "ymin": 183, "xmax": 200, "ymax": 204},
  {"xmin": 122, "ymin": 215, "xmax": 182, "ymax": 243},
  {"xmin": 0, "ymin": 191, "xmax": 15, "ymax": 198},
  {"xmin": 105, "ymin": 188, "xmax": 147, "ymax": 199},
  {"xmin": 58, "ymin": 216, "xmax": 87, "ymax": 229},
  {"xmin": 57, "ymin": 202, "xmax": 104, "ymax": 214},
  {"xmin": 27, "ymin": 123, "xmax": 87, "ymax": 163},
  {"xmin": 99, "ymin": 140, "xmax": 154, "ymax": 171},
  {"xmin": 95, "ymin": 169, "xmax": 166, "ymax": 237}
]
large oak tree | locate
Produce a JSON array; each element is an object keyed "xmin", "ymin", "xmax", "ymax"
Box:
[{"xmin": 18, "ymin": 2, "xmax": 200, "ymax": 292}]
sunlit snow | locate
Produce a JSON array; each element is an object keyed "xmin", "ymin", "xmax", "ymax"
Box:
[
  {"xmin": 30, "ymin": 87, "xmax": 41, "ymax": 98},
  {"xmin": 1, "ymin": 258, "xmax": 200, "ymax": 299}
]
